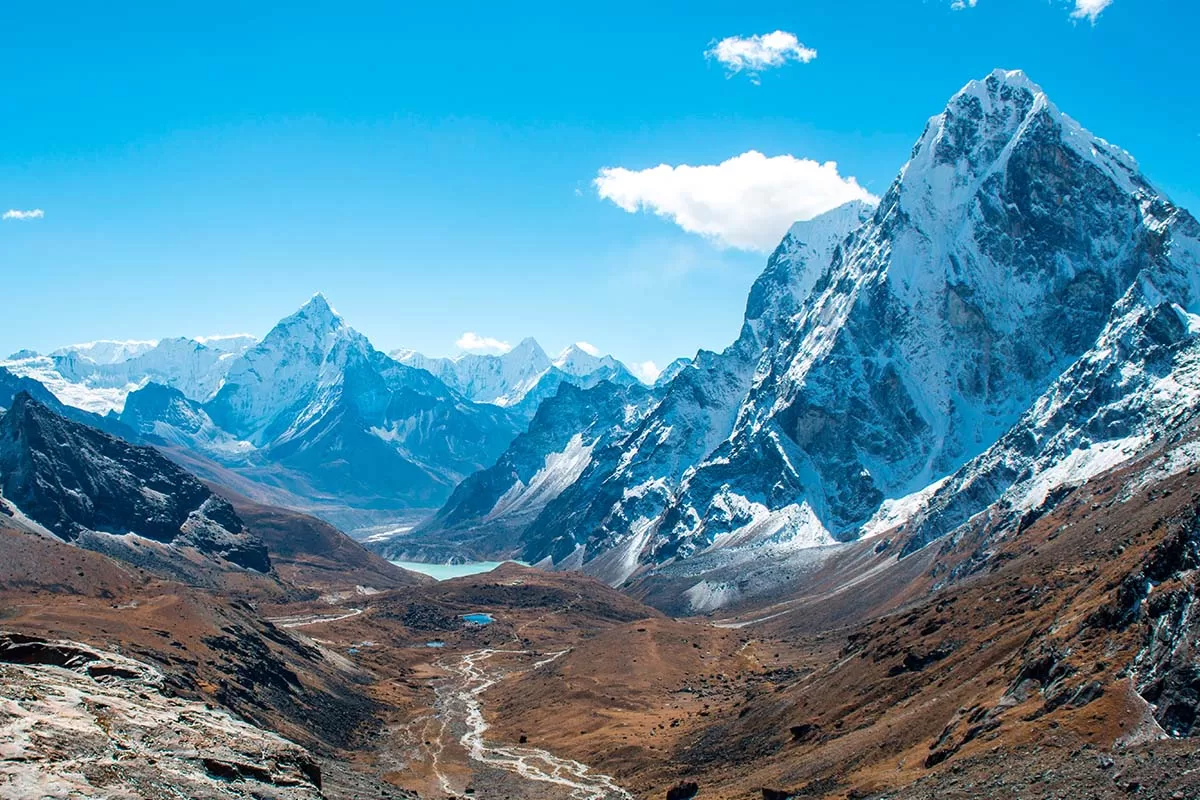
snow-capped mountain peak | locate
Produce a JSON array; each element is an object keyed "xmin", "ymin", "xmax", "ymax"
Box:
[
  {"xmin": 207, "ymin": 295, "xmax": 366, "ymax": 442},
  {"xmin": 899, "ymin": 68, "xmax": 1140, "ymax": 232},
  {"xmin": 503, "ymin": 336, "xmax": 548, "ymax": 364},
  {"xmin": 391, "ymin": 337, "xmax": 552, "ymax": 404},
  {"xmin": 275, "ymin": 293, "xmax": 347, "ymax": 339},
  {"xmin": 390, "ymin": 337, "xmax": 642, "ymax": 418},
  {"xmin": 740, "ymin": 199, "xmax": 876, "ymax": 350},
  {"xmin": 553, "ymin": 343, "xmax": 619, "ymax": 376}
]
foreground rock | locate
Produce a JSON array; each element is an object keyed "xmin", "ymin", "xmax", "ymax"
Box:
[{"xmin": 0, "ymin": 632, "xmax": 323, "ymax": 799}]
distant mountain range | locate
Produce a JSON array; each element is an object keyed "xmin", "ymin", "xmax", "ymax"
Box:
[
  {"xmin": 391, "ymin": 338, "xmax": 640, "ymax": 421},
  {"xmin": 0, "ymin": 297, "xmax": 645, "ymax": 531}
]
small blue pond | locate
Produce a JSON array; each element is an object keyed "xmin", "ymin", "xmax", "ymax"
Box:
[
  {"xmin": 425, "ymin": 640, "xmax": 446, "ymax": 648},
  {"xmin": 462, "ymin": 613, "xmax": 494, "ymax": 626}
]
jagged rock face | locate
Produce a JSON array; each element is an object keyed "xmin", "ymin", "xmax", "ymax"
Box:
[
  {"xmin": 739, "ymin": 199, "xmax": 876, "ymax": 354},
  {"xmin": 0, "ymin": 393, "xmax": 269, "ymax": 572},
  {"xmin": 1123, "ymin": 512, "xmax": 1200, "ymax": 737},
  {"xmin": 903, "ymin": 277, "xmax": 1200, "ymax": 555},
  {"xmin": 654, "ymin": 357, "xmax": 692, "ymax": 388}
]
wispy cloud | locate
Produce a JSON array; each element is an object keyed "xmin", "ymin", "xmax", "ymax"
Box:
[
  {"xmin": 1070, "ymin": 0, "xmax": 1113, "ymax": 22},
  {"xmin": 456, "ymin": 332, "xmax": 512, "ymax": 355},
  {"xmin": 595, "ymin": 151, "xmax": 875, "ymax": 253},
  {"xmin": 574, "ymin": 341, "xmax": 601, "ymax": 357},
  {"xmin": 705, "ymin": 31, "xmax": 816, "ymax": 84},
  {"xmin": 951, "ymin": 0, "xmax": 1113, "ymax": 22},
  {"xmin": 3, "ymin": 209, "xmax": 44, "ymax": 221}
]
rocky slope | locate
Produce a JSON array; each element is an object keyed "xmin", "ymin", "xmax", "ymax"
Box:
[
  {"xmin": 481, "ymin": 417, "xmax": 1200, "ymax": 798},
  {"xmin": 0, "ymin": 632, "xmax": 324, "ymax": 800},
  {"xmin": 0, "ymin": 392, "xmax": 270, "ymax": 577}
]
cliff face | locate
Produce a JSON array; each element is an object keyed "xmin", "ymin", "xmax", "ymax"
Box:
[{"xmin": 0, "ymin": 392, "xmax": 269, "ymax": 572}]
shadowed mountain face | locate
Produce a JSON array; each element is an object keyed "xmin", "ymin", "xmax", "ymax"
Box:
[
  {"xmin": 0, "ymin": 392, "xmax": 270, "ymax": 573},
  {"xmin": 0, "ymin": 366, "xmax": 136, "ymax": 440},
  {"xmin": 377, "ymin": 380, "xmax": 656, "ymax": 563}
]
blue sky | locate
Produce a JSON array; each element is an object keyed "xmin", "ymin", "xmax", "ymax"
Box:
[{"xmin": 1, "ymin": 0, "xmax": 1196, "ymax": 376}]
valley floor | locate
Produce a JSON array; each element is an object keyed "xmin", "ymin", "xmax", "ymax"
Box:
[{"xmin": 8, "ymin": 424, "xmax": 1200, "ymax": 800}]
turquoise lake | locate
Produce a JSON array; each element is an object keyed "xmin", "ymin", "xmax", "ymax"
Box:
[{"xmin": 389, "ymin": 560, "xmax": 526, "ymax": 581}]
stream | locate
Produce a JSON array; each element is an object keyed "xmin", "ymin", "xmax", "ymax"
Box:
[{"xmin": 430, "ymin": 648, "xmax": 633, "ymax": 800}]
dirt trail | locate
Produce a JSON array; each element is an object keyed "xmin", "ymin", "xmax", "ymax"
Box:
[{"xmin": 268, "ymin": 608, "xmax": 365, "ymax": 628}]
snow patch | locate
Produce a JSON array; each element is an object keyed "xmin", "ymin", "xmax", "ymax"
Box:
[{"xmin": 488, "ymin": 434, "xmax": 594, "ymax": 520}]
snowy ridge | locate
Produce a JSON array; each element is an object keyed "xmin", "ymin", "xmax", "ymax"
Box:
[
  {"xmin": 486, "ymin": 433, "xmax": 595, "ymax": 520},
  {"xmin": 391, "ymin": 337, "xmax": 642, "ymax": 419},
  {"xmin": 2, "ymin": 334, "xmax": 258, "ymax": 413}
]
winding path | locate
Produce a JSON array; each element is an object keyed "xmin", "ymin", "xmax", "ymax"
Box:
[{"xmin": 435, "ymin": 648, "xmax": 633, "ymax": 800}]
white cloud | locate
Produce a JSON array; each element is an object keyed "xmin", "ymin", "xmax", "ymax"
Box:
[
  {"xmin": 705, "ymin": 31, "xmax": 816, "ymax": 83},
  {"xmin": 3, "ymin": 209, "xmax": 44, "ymax": 221},
  {"xmin": 456, "ymin": 332, "xmax": 512, "ymax": 355},
  {"xmin": 595, "ymin": 150, "xmax": 876, "ymax": 252},
  {"xmin": 952, "ymin": 0, "xmax": 1112, "ymax": 21},
  {"xmin": 1070, "ymin": 0, "xmax": 1112, "ymax": 21},
  {"xmin": 574, "ymin": 341, "xmax": 601, "ymax": 356},
  {"xmin": 632, "ymin": 360, "xmax": 662, "ymax": 383}
]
